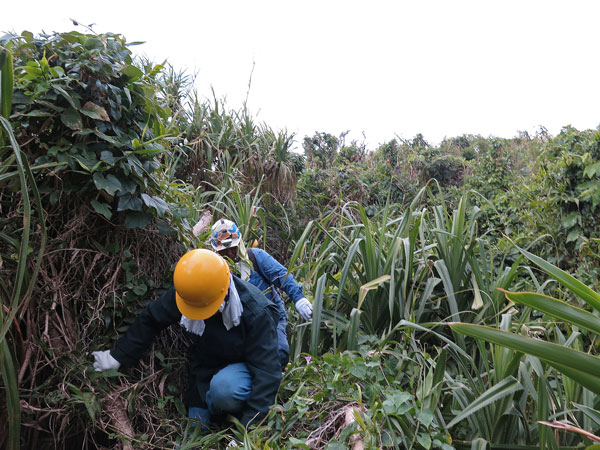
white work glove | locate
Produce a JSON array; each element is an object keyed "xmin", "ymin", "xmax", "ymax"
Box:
[
  {"xmin": 295, "ymin": 297, "xmax": 313, "ymax": 321},
  {"xmin": 92, "ymin": 350, "xmax": 121, "ymax": 372}
]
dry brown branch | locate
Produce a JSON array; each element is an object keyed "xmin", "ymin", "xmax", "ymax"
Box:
[
  {"xmin": 104, "ymin": 393, "xmax": 135, "ymax": 450},
  {"xmin": 305, "ymin": 402, "xmax": 364, "ymax": 449}
]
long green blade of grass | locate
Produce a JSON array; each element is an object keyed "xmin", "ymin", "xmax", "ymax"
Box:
[
  {"xmin": 346, "ymin": 308, "xmax": 362, "ymax": 351},
  {"xmin": 571, "ymin": 403, "xmax": 600, "ymax": 428},
  {"xmin": 0, "ymin": 338, "xmax": 19, "ymax": 450},
  {"xmin": 501, "ymin": 289, "xmax": 600, "ymax": 335},
  {"xmin": 511, "ymin": 239, "xmax": 600, "ymax": 312},
  {"xmin": 447, "ymin": 376, "xmax": 523, "ymax": 428},
  {"xmin": 0, "ymin": 116, "xmax": 30, "ymax": 340},
  {"xmin": 451, "ymin": 323, "xmax": 600, "ymax": 394},
  {"xmin": 309, "ymin": 273, "xmax": 327, "ymax": 355}
]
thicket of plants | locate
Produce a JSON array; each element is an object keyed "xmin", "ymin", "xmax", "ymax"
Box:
[{"xmin": 2, "ymin": 29, "xmax": 600, "ymax": 450}]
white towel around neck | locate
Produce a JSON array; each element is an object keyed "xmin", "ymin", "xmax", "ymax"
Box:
[{"xmin": 179, "ymin": 274, "xmax": 243, "ymax": 336}]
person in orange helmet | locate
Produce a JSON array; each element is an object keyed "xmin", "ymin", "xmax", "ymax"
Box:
[{"xmin": 92, "ymin": 249, "xmax": 281, "ymax": 429}]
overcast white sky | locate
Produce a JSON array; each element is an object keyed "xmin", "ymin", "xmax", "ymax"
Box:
[{"xmin": 4, "ymin": 1, "xmax": 600, "ymax": 149}]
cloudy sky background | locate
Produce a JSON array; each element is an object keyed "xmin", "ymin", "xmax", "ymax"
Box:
[{"xmin": 4, "ymin": 1, "xmax": 600, "ymax": 150}]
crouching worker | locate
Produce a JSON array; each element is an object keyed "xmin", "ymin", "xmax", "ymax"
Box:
[{"xmin": 92, "ymin": 249, "xmax": 282, "ymax": 429}]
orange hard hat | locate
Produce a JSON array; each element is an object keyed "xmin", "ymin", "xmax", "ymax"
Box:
[{"xmin": 173, "ymin": 249, "xmax": 230, "ymax": 320}]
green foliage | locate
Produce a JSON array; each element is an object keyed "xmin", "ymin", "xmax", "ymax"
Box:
[
  {"xmin": 257, "ymin": 347, "xmax": 453, "ymax": 449},
  {"xmin": 452, "ymin": 241, "xmax": 600, "ymax": 447},
  {"xmin": 541, "ymin": 127, "xmax": 600, "ymax": 255},
  {"xmin": 4, "ymin": 30, "xmax": 177, "ymax": 228}
]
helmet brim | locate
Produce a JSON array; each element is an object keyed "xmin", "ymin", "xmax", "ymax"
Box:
[
  {"xmin": 176, "ymin": 289, "xmax": 227, "ymax": 321},
  {"xmin": 212, "ymin": 239, "xmax": 240, "ymax": 252}
]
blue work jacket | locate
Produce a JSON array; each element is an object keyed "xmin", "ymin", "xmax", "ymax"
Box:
[{"xmin": 248, "ymin": 248, "xmax": 305, "ymax": 322}]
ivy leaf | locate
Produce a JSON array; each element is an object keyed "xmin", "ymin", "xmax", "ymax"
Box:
[
  {"xmin": 416, "ymin": 433, "xmax": 432, "ymax": 450},
  {"xmin": 156, "ymin": 220, "xmax": 176, "ymax": 235},
  {"xmin": 90, "ymin": 200, "xmax": 112, "ymax": 220},
  {"xmin": 117, "ymin": 177, "xmax": 137, "ymax": 195},
  {"xmin": 53, "ymin": 85, "xmax": 81, "ymax": 109},
  {"xmin": 584, "ymin": 162, "xmax": 600, "ymax": 178},
  {"xmin": 416, "ymin": 409, "xmax": 434, "ymax": 428},
  {"xmin": 100, "ymin": 150, "xmax": 116, "ymax": 165},
  {"xmin": 73, "ymin": 152, "xmax": 100, "ymax": 173},
  {"xmin": 61, "ymin": 107, "xmax": 82, "ymax": 130},
  {"xmin": 133, "ymin": 282, "xmax": 148, "ymax": 296},
  {"xmin": 93, "ymin": 130, "xmax": 119, "ymax": 145},
  {"xmin": 81, "ymin": 101, "xmax": 110, "ymax": 121},
  {"xmin": 122, "ymin": 65, "xmax": 143, "ymax": 82},
  {"xmin": 124, "ymin": 212, "xmax": 153, "ymax": 229},
  {"xmin": 567, "ymin": 228, "xmax": 581, "ymax": 243},
  {"xmin": 93, "ymin": 172, "xmax": 122, "ymax": 196},
  {"xmin": 20, "ymin": 110, "xmax": 53, "ymax": 117},
  {"xmin": 562, "ymin": 212, "xmax": 579, "ymax": 229},
  {"xmin": 141, "ymin": 193, "xmax": 169, "ymax": 217},
  {"xmin": 117, "ymin": 194, "xmax": 142, "ymax": 212}
]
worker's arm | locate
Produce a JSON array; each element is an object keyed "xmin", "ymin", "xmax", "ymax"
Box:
[
  {"xmin": 110, "ymin": 286, "xmax": 182, "ymax": 366},
  {"xmin": 253, "ymin": 249, "xmax": 305, "ymax": 304},
  {"xmin": 239, "ymin": 301, "xmax": 282, "ymax": 427}
]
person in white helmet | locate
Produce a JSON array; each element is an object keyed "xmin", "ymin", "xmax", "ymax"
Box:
[{"xmin": 209, "ymin": 219, "xmax": 312, "ymax": 368}]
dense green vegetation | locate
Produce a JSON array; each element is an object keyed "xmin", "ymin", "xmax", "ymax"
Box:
[{"xmin": 1, "ymin": 29, "xmax": 600, "ymax": 449}]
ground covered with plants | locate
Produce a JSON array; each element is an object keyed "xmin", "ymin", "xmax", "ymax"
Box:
[{"xmin": 2, "ymin": 29, "xmax": 600, "ymax": 450}]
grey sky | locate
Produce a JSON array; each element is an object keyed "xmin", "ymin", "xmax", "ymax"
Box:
[{"xmin": 4, "ymin": 0, "xmax": 600, "ymax": 149}]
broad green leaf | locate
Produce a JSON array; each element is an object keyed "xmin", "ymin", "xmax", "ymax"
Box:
[
  {"xmin": 81, "ymin": 101, "xmax": 109, "ymax": 121},
  {"xmin": 74, "ymin": 153, "xmax": 100, "ymax": 173},
  {"xmin": 90, "ymin": 200, "xmax": 112, "ymax": 220},
  {"xmin": 53, "ymin": 84, "xmax": 81, "ymax": 109},
  {"xmin": 416, "ymin": 409, "xmax": 434, "ymax": 428},
  {"xmin": 124, "ymin": 212, "xmax": 152, "ymax": 229},
  {"xmin": 117, "ymin": 194, "xmax": 142, "ymax": 212},
  {"xmin": 547, "ymin": 362, "xmax": 600, "ymax": 396},
  {"xmin": 566, "ymin": 229, "xmax": 580, "ymax": 243},
  {"xmin": 501, "ymin": 290, "xmax": 600, "ymax": 335},
  {"xmin": 117, "ymin": 177, "xmax": 137, "ymax": 195},
  {"xmin": 156, "ymin": 220, "xmax": 176, "ymax": 235},
  {"xmin": 122, "ymin": 65, "xmax": 143, "ymax": 81},
  {"xmin": 584, "ymin": 162, "xmax": 600, "ymax": 178},
  {"xmin": 416, "ymin": 433, "xmax": 432, "ymax": 450},
  {"xmin": 562, "ymin": 212, "xmax": 579, "ymax": 229},
  {"xmin": 141, "ymin": 193, "xmax": 169, "ymax": 217},
  {"xmin": 93, "ymin": 130, "xmax": 119, "ymax": 145},
  {"xmin": 61, "ymin": 107, "xmax": 82, "ymax": 130},
  {"xmin": 93, "ymin": 172, "xmax": 122, "ymax": 196},
  {"xmin": 18, "ymin": 110, "xmax": 52, "ymax": 117},
  {"xmin": 100, "ymin": 150, "xmax": 116, "ymax": 165}
]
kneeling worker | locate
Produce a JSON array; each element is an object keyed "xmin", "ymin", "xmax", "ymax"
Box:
[{"xmin": 92, "ymin": 249, "xmax": 282, "ymax": 428}]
